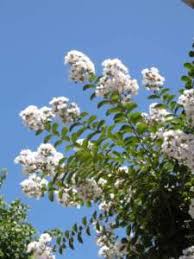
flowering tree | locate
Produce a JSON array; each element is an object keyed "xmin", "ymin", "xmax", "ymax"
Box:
[
  {"xmin": 15, "ymin": 43, "xmax": 194, "ymax": 258},
  {"xmin": 0, "ymin": 169, "xmax": 35, "ymax": 259},
  {"xmin": 0, "ymin": 169, "xmax": 56, "ymax": 259}
]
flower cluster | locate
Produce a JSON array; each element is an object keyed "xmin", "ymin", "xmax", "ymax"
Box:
[
  {"xmin": 95, "ymin": 59, "xmax": 139, "ymax": 99},
  {"xmin": 20, "ymin": 105, "xmax": 53, "ymax": 131},
  {"xmin": 20, "ymin": 97, "xmax": 80, "ymax": 131},
  {"xmin": 161, "ymin": 130, "xmax": 194, "ymax": 171},
  {"xmin": 178, "ymin": 89, "xmax": 194, "ymax": 127},
  {"xmin": 142, "ymin": 67, "xmax": 165, "ymax": 90},
  {"xmin": 99, "ymin": 200, "xmax": 114, "ymax": 212},
  {"xmin": 142, "ymin": 103, "xmax": 170, "ymax": 123},
  {"xmin": 55, "ymin": 186, "xmax": 80, "ymax": 207},
  {"xmin": 49, "ymin": 96, "xmax": 80, "ymax": 122},
  {"xmin": 20, "ymin": 174, "xmax": 48, "ymax": 199},
  {"xmin": 55, "ymin": 178, "xmax": 102, "ymax": 207},
  {"xmin": 96, "ymin": 227, "xmax": 128, "ymax": 258},
  {"xmin": 179, "ymin": 246, "xmax": 194, "ymax": 259},
  {"xmin": 64, "ymin": 50, "xmax": 95, "ymax": 82},
  {"xmin": 77, "ymin": 179, "xmax": 102, "ymax": 201},
  {"xmin": 15, "ymin": 143, "xmax": 64, "ymax": 176},
  {"xmin": 27, "ymin": 233, "xmax": 55, "ymax": 259}
]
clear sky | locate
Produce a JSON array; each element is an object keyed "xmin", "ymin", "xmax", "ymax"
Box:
[{"xmin": 0, "ymin": 1, "xmax": 194, "ymax": 258}]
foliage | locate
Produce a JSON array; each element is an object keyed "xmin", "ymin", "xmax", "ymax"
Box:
[
  {"xmin": 0, "ymin": 169, "xmax": 35, "ymax": 259},
  {"xmin": 16, "ymin": 42, "xmax": 194, "ymax": 258}
]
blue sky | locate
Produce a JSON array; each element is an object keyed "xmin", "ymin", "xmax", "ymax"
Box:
[{"xmin": 0, "ymin": 0, "xmax": 194, "ymax": 258}]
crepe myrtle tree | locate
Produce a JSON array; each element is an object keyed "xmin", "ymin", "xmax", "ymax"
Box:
[
  {"xmin": 0, "ymin": 169, "xmax": 35, "ymax": 259},
  {"xmin": 0, "ymin": 169, "xmax": 56, "ymax": 259},
  {"xmin": 15, "ymin": 43, "xmax": 194, "ymax": 259}
]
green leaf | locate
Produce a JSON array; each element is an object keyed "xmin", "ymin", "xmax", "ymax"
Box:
[
  {"xmin": 188, "ymin": 69, "xmax": 194, "ymax": 77},
  {"xmin": 160, "ymin": 88, "xmax": 170, "ymax": 95},
  {"xmin": 136, "ymin": 122, "xmax": 148, "ymax": 134},
  {"xmin": 72, "ymin": 224, "xmax": 78, "ymax": 233},
  {"xmin": 69, "ymin": 122, "xmax": 81, "ymax": 132},
  {"xmin": 185, "ymin": 80, "xmax": 193, "ymax": 89},
  {"xmin": 181, "ymin": 75, "xmax": 190, "ymax": 82},
  {"xmin": 111, "ymin": 92, "xmax": 120, "ymax": 102},
  {"xmin": 45, "ymin": 121, "xmax": 51, "ymax": 131},
  {"xmin": 83, "ymin": 84, "xmax": 94, "ymax": 91},
  {"xmin": 88, "ymin": 115, "xmax": 97, "ymax": 124},
  {"xmin": 129, "ymin": 112, "xmax": 142, "ymax": 123},
  {"xmin": 61, "ymin": 127, "xmax": 68, "ymax": 137},
  {"xmin": 35, "ymin": 129, "xmax": 43, "ymax": 136},
  {"xmin": 86, "ymin": 226, "xmax": 91, "ymax": 236},
  {"xmin": 90, "ymin": 92, "xmax": 96, "ymax": 100},
  {"xmin": 106, "ymin": 106, "xmax": 122, "ymax": 116},
  {"xmin": 65, "ymin": 231, "xmax": 70, "ymax": 239},
  {"xmin": 162, "ymin": 94, "xmax": 175, "ymax": 103},
  {"xmin": 65, "ymin": 144, "xmax": 74, "ymax": 152},
  {"xmin": 114, "ymin": 113, "xmax": 127, "ymax": 123},
  {"xmin": 44, "ymin": 134, "xmax": 52, "ymax": 143},
  {"xmin": 59, "ymin": 245, "xmax": 65, "ymax": 255},
  {"xmin": 184, "ymin": 62, "xmax": 193, "ymax": 70},
  {"xmin": 97, "ymin": 120, "xmax": 105, "ymax": 129},
  {"xmin": 88, "ymin": 73, "xmax": 97, "ymax": 82},
  {"xmin": 97, "ymin": 100, "xmax": 110, "ymax": 109},
  {"xmin": 69, "ymin": 238, "xmax": 74, "ymax": 250},
  {"xmin": 77, "ymin": 233, "xmax": 83, "ymax": 244},
  {"xmin": 153, "ymin": 103, "xmax": 166, "ymax": 109},
  {"xmin": 54, "ymin": 140, "xmax": 63, "ymax": 147},
  {"xmin": 71, "ymin": 132, "xmax": 79, "ymax": 143},
  {"xmin": 123, "ymin": 102, "xmax": 137, "ymax": 112},
  {"xmin": 148, "ymin": 94, "xmax": 160, "ymax": 99},
  {"xmin": 52, "ymin": 123, "xmax": 59, "ymax": 136},
  {"xmin": 124, "ymin": 136, "xmax": 138, "ymax": 146},
  {"xmin": 92, "ymin": 211, "xmax": 97, "ymax": 220},
  {"xmin": 56, "ymin": 236, "xmax": 62, "ymax": 245},
  {"xmin": 87, "ymin": 130, "xmax": 99, "ymax": 140},
  {"xmin": 79, "ymin": 112, "xmax": 88, "ymax": 118},
  {"xmin": 82, "ymin": 217, "xmax": 87, "ymax": 226},
  {"xmin": 48, "ymin": 190, "xmax": 54, "ymax": 202},
  {"xmin": 189, "ymin": 51, "xmax": 194, "ymax": 57},
  {"xmin": 120, "ymin": 124, "xmax": 132, "ymax": 134}
]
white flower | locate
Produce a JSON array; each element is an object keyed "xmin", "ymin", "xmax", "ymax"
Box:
[
  {"xmin": 20, "ymin": 174, "xmax": 48, "ymax": 199},
  {"xmin": 27, "ymin": 241, "xmax": 39, "ymax": 253},
  {"xmin": 15, "ymin": 143, "xmax": 64, "ymax": 176},
  {"xmin": 178, "ymin": 89, "xmax": 194, "ymax": 127},
  {"xmin": 98, "ymin": 245, "xmax": 110, "ymax": 257},
  {"xmin": 161, "ymin": 130, "xmax": 194, "ymax": 172},
  {"xmin": 142, "ymin": 67, "xmax": 165, "ymax": 90},
  {"xmin": 49, "ymin": 96, "xmax": 80, "ymax": 122},
  {"xmin": 179, "ymin": 246, "xmax": 194, "ymax": 258},
  {"xmin": 98, "ymin": 200, "xmax": 112, "ymax": 212},
  {"xmin": 14, "ymin": 149, "xmax": 38, "ymax": 174},
  {"xmin": 27, "ymin": 233, "xmax": 55, "ymax": 259},
  {"xmin": 77, "ymin": 179, "xmax": 102, "ymax": 201},
  {"xmin": 143, "ymin": 103, "xmax": 170, "ymax": 123},
  {"xmin": 96, "ymin": 227, "xmax": 128, "ymax": 258},
  {"xmin": 64, "ymin": 50, "xmax": 95, "ymax": 82},
  {"xmin": 96, "ymin": 58, "xmax": 139, "ymax": 98},
  {"xmin": 55, "ymin": 188, "xmax": 80, "ymax": 208},
  {"xmin": 37, "ymin": 144, "xmax": 56, "ymax": 156},
  {"xmin": 20, "ymin": 105, "xmax": 53, "ymax": 131},
  {"xmin": 98, "ymin": 178, "xmax": 107, "ymax": 186},
  {"xmin": 39, "ymin": 233, "xmax": 52, "ymax": 244}
]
